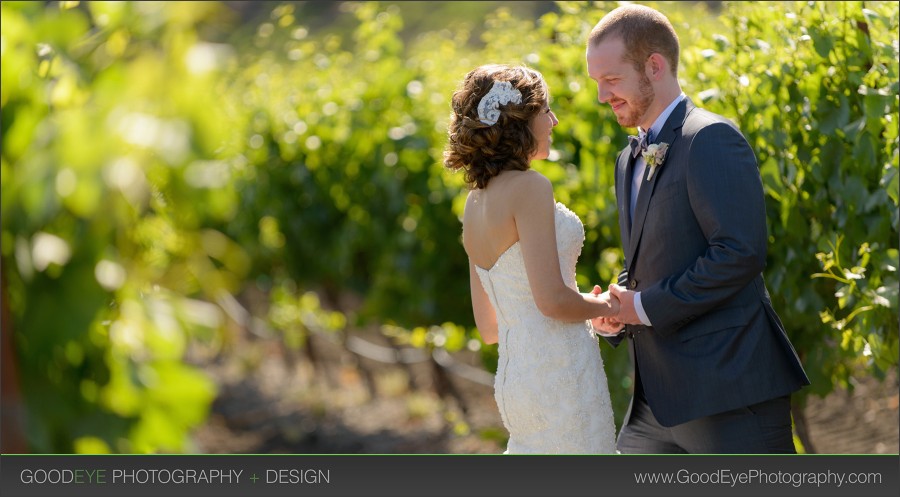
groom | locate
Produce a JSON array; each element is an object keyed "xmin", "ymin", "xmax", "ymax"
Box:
[{"xmin": 586, "ymin": 4, "xmax": 809, "ymax": 453}]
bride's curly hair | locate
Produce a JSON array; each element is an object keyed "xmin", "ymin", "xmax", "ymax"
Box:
[{"xmin": 443, "ymin": 64, "xmax": 548, "ymax": 190}]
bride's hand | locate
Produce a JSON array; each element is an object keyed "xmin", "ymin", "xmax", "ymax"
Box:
[
  {"xmin": 604, "ymin": 291, "xmax": 621, "ymax": 316},
  {"xmin": 591, "ymin": 315, "xmax": 625, "ymax": 335},
  {"xmin": 583, "ymin": 289, "xmax": 620, "ymax": 317}
]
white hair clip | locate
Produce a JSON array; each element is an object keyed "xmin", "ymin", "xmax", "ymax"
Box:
[{"xmin": 476, "ymin": 81, "xmax": 522, "ymax": 126}]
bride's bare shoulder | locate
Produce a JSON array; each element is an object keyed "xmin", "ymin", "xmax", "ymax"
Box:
[
  {"xmin": 506, "ymin": 170, "xmax": 552, "ymax": 201},
  {"xmin": 463, "ymin": 170, "xmax": 552, "ymax": 211},
  {"xmin": 496, "ymin": 169, "xmax": 550, "ymax": 192}
]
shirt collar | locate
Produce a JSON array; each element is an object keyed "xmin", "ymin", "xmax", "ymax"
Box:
[{"xmin": 639, "ymin": 92, "xmax": 686, "ymax": 143}]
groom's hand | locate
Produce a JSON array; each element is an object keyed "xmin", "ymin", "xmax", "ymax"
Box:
[{"xmin": 609, "ymin": 284, "xmax": 642, "ymax": 325}]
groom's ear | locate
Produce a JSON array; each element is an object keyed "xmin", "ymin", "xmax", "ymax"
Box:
[{"xmin": 646, "ymin": 53, "xmax": 667, "ymax": 80}]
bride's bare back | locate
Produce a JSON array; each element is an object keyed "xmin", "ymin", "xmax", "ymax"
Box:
[{"xmin": 462, "ymin": 170, "xmax": 531, "ymax": 270}]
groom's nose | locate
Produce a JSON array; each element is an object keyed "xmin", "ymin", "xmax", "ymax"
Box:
[{"xmin": 596, "ymin": 83, "xmax": 611, "ymax": 103}]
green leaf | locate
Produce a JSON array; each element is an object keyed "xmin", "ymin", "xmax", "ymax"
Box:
[
  {"xmin": 882, "ymin": 166, "xmax": 899, "ymax": 204},
  {"xmin": 810, "ymin": 27, "xmax": 835, "ymax": 59}
]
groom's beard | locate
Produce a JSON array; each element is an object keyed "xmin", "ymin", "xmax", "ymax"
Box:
[{"xmin": 619, "ymin": 74, "xmax": 654, "ymax": 129}]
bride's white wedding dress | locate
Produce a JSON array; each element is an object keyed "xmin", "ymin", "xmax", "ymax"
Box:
[{"xmin": 475, "ymin": 202, "xmax": 617, "ymax": 454}]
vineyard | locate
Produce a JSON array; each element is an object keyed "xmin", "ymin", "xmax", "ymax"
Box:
[{"xmin": 1, "ymin": 1, "xmax": 898, "ymax": 454}]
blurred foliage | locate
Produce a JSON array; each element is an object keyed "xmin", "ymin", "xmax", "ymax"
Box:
[
  {"xmin": 1, "ymin": 1, "xmax": 897, "ymax": 452},
  {"xmin": 1, "ymin": 1, "xmax": 241, "ymax": 452}
]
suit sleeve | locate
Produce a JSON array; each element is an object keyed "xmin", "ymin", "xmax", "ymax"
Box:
[{"xmin": 639, "ymin": 121, "xmax": 768, "ymax": 336}]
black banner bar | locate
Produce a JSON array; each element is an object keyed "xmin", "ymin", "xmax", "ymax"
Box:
[{"xmin": 1, "ymin": 454, "xmax": 898, "ymax": 497}]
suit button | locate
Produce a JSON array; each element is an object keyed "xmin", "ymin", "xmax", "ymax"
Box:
[{"xmin": 629, "ymin": 279, "xmax": 637, "ymax": 289}]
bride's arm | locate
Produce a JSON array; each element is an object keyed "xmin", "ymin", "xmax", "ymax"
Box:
[
  {"xmin": 469, "ymin": 261, "xmax": 498, "ymax": 344},
  {"xmin": 514, "ymin": 172, "xmax": 618, "ymax": 322}
]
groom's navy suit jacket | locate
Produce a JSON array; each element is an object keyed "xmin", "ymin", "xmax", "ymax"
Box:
[{"xmin": 610, "ymin": 97, "xmax": 809, "ymax": 427}]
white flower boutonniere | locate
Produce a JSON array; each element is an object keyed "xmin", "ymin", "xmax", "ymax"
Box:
[{"xmin": 642, "ymin": 142, "xmax": 670, "ymax": 180}]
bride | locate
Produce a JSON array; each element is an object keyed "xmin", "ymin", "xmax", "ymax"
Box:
[{"xmin": 443, "ymin": 64, "xmax": 619, "ymax": 454}]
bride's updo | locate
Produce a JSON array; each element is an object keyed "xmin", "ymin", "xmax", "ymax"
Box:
[{"xmin": 443, "ymin": 64, "xmax": 548, "ymax": 190}]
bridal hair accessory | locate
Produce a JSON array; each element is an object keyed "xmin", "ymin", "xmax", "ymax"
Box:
[
  {"xmin": 643, "ymin": 142, "xmax": 669, "ymax": 180},
  {"xmin": 477, "ymin": 81, "xmax": 522, "ymax": 126}
]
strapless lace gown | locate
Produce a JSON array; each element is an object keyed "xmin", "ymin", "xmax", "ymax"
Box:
[{"xmin": 475, "ymin": 202, "xmax": 616, "ymax": 454}]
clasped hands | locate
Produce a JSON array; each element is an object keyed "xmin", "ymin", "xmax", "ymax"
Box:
[{"xmin": 584, "ymin": 284, "xmax": 642, "ymax": 335}]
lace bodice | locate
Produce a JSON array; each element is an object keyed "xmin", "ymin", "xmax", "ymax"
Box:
[{"xmin": 475, "ymin": 202, "xmax": 616, "ymax": 454}]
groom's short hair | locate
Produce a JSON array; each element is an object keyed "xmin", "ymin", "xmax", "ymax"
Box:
[{"xmin": 588, "ymin": 4, "xmax": 680, "ymax": 77}]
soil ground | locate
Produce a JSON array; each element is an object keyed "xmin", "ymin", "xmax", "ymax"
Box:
[{"xmin": 190, "ymin": 328, "xmax": 899, "ymax": 455}]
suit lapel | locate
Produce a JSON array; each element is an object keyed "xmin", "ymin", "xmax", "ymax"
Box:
[
  {"xmin": 617, "ymin": 149, "xmax": 634, "ymax": 250},
  {"xmin": 625, "ymin": 98, "xmax": 692, "ymax": 267}
]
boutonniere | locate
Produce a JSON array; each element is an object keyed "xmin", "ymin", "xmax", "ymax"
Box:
[{"xmin": 642, "ymin": 142, "xmax": 669, "ymax": 180}]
